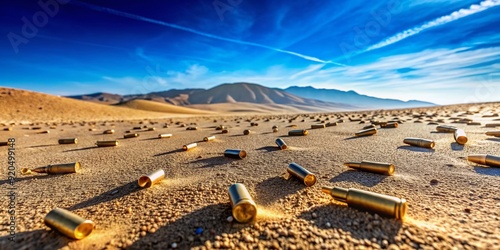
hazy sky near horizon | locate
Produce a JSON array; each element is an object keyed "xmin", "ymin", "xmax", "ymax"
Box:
[{"xmin": 1, "ymin": 0, "xmax": 499, "ymax": 105}]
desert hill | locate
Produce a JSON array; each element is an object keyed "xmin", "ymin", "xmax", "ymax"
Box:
[{"xmin": 115, "ymin": 99, "xmax": 214, "ymax": 115}]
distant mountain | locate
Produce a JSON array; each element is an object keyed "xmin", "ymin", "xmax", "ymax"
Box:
[
  {"xmin": 284, "ymin": 86, "xmax": 435, "ymax": 109},
  {"xmin": 125, "ymin": 89, "xmax": 204, "ymax": 105},
  {"xmin": 67, "ymin": 92, "xmax": 123, "ymax": 104}
]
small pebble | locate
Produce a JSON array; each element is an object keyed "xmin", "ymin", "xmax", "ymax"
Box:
[{"xmin": 227, "ymin": 216, "xmax": 234, "ymax": 223}]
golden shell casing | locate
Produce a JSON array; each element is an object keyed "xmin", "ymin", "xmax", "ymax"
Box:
[
  {"xmin": 287, "ymin": 162, "xmax": 317, "ymax": 187},
  {"xmin": 355, "ymin": 127, "xmax": 377, "ymax": 137},
  {"xmin": 183, "ymin": 143, "xmax": 197, "ymax": 151},
  {"xmin": 272, "ymin": 128, "xmax": 279, "ymax": 133},
  {"xmin": 381, "ymin": 122, "xmax": 398, "ymax": 128},
  {"xmin": 243, "ymin": 129, "xmax": 252, "ymax": 135},
  {"xmin": 322, "ymin": 187, "xmax": 407, "ymax": 220},
  {"xmin": 228, "ymin": 183, "xmax": 257, "ymax": 223},
  {"xmin": 326, "ymin": 122, "xmax": 338, "ymax": 127},
  {"xmin": 275, "ymin": 138, "xmax": 288, "ymax": 150},
  {"xmin": 467, "ymin": 122, "xmax": 481, "ymax": 126},
  {"xmin": 103, "ymin": 129, "xmax": 115, "ymax": 134},
  {"xmin": 123, "ymin": 133, "xmax": 139, "ymax": 139},
  {"xmin": 224, "ymin": 149, "xmax": 247, "ymax": 159},
  {"xmin": 467, "ymin": 154, "xmax": 500, "ymax": 168},
  {"xmin": 3, "ymin": 127, "xmax": 13, "ymax": 131},
  {"xmin": 96, "ymin": 140, "xmax": 118, "ymax": 147},
  {"xmin": 453, "ymin": 129, "xmax": 467, "ymax": 145},
  {"xmin": 44, "ymin": 208, "xmax": 94, "ymax": 239},
  {"xmin": 203, "ymin": 135, "xmax": 215, "ymax": 141},
  {"xmin": 0, "ymin": 141, "xmax": 9, "ymax": 146},
  {"xmin": 288, "ymin": 129, "xmax": 309, "ymax": 136},
  {"xmin": 345, "ymin": 161, "xmax": 394, "ymax": 176},
  {"xmin": 436, "ymin": 125, "xmax": 457, "ymax": 133},
  {"xmin": 45, "ymin": 162, "xmax": 81, "ymax": 174},
  {"xmin": 138, "ymin": 169, "xmax": 165, "ymax": 188},
  {"xmin": 311, "ymin": 124, "xmax": 325, "ymax": 129},
  {"xmin": 485, "ymin": 131, "xmax": 500, "ymax": 137},
  {"xmin": 403, "ymin": 137, "xmax": 435, "ymax": 148},
  {"xmin": 58, "ymin": 138, "xmax": 78, "ymax": 144},
  {"xmin": 158, "ymin": 133, "xmax": 172, "ymax": 138},
  {"xmin": 38, "ymin": 130, "xmax": 50, "ymax": 134},
  {"xmin": 485, "ymin": 123, "xmax": 500, "ymax": 128},
  {"xmin": 221, "ymin": 129, "xmax": 229, "ymax": 134},
  {"xmin": 147, "ymin": 127, "xmax": 156, "ymax": 131}
]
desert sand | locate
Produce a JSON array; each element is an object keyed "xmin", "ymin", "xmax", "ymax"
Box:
[{"xmin": 0, "ymin": 92, "xmax": 499, "ymax": 249}]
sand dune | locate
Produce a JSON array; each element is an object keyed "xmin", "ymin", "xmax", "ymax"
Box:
[
  {"xmin": 188, "ymin": 102, "xmax": 354, "ymax": 113},
  {"xmin": 115, "ymin": 99, "xmax": 215, "ymax": 115}
]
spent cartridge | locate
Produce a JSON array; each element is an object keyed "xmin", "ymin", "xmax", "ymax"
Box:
[
  {"xmin": 224, "ymin": 149, "xmax": 247, "ymax": 159},
  {"xmin": 228, "ymin": 183, "xmax": 257, "ymax": 223},
  {"xmin": 103, "ymin": 129, "xmax": 115, "ymax": 134},
  {"xmin": 243, "ymin": 129, "xmax": 252, "ymax": 135},
  {"xmin": 322, "ymin": 187, "xmax": 407, "ymax": 220},
  {"xmin": 355, "ymin": 127, "xmax": 377, "ymax": 137},
  {"xmin": 287, "ymin": 162, "xmax": 316, "ymax": 187},
  {"xmin": 123, "ymin": 133, "xmax": 139, "ymax": 139},
  {"xmin": 380, "ymin": 122, "xmax": 398, "ymax": 128},
  {"xmin": 96, "ymin": 140, "xmax": 118, "ymax": 147},
  {"xmin": 275, "ymin": 138, "xmax": 288, "ymax": 150},
  {"xmin": 403, "ymin": 137, "xmax": 435, "ymax": 149},
  {"xmin": 436, "ymin": 125, "xmax": 457, "ymax": 133},
  {"xmin": 21, "ymin": 162, "xmax": 81, "ymax": 175},
  {"xmin": 183, "ymin": 143, "xmax": 197, "ymax": 151},
  {"xmin": 344, "ymin": 161, "xmax": 395, "ymax": 175},
  {"xmin": 485, "ymin": 131, "xmax": 500, "ymax": 137},
  {"xmin": 311, "ymin": 124, "xmax": 326, "ymax": 129},
  {"xmin": 158, "ymin": 133, "xmax": 172, "ymax": 138},
  {"xmin": 138, "ymin": 169, "xmax": 165, "ymax": 188},
  {"xmin": 288, "ymin": 129, "xmax": 309, "ymax": 136},
  {"xmin": 454, "ymin": 129, "xmax": 468, "ymax": 145},
  {"xmin": 203, "ymin": 135, "xmax": 216, "ymax": 141},
  {"xmin": 58, "ymin": 138, "xmax": 78, "ymax": 144},
  {"xmin": 44, "ymin": 208, "xmax": 94, "ymax": 239},
  {"xmin": 467, "ymin": 154, "xmax": 500, "ymax": 168}
]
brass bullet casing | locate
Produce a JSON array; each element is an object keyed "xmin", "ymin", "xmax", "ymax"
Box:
[
  {"xmin": 345, "ymin": 161, "xmax": 395, "ymax": 176},
  {"xmin": 288, "ymin": 129, "xmax": 309, "ymax": 136},
  {"xmin": 467, "ymin": 122, "xmax": 481, "ymax": 126},
  {"xmin": 25, "ymin": 162, "xmax": 81, "ymax": 175},
  {"xmin": 96, "ymin": 140, "xmax": 118, "ymax": 147},
  {"xmin": 273, "ymin": 128, "xmax": 279, "ymax": 133},
  {"xmin": 203, "ymin": 135, "xmax": 215, "ymax": 141},
  {"xmin": 275, "ymin": 138, "xmax": 288, "ymax": 150},
  {"xmin": 380, "ymin": 122, "xmax": 398, "ymax": 128},
  {"xmin": 3, "ymin": 127, "xmax": 13, "ymax": 131},
  {"xmin": 322, "ymin": 187, "xmax": 407, "ymax": 220},
  {"xmin": 186, "ymin": 126, "xmax": 198, "ymax": 130},
  {"xmin": 453, "ymin": 129, "xmax": 467, "ymax": 145},
  {"xmin": 326, "ymin": 122, "xmax": 338, "ymax": 127},
  {"xmin": 485, "ymin": 123, "xmax": 500, "ymax": 128},
  {"xmin": 183, "ymin": 143, "xmax": 197, "ymax": 151},
  {"xmin": 0, "ymin": 141, "xmax": 8, "ymax": 146},
  {"xmin": 123, "ymin": 133, "xmax": 139, "ymax": 139},
  {"xmin": 467, "ymin": 154, "xmax": 500, "ymax": 168},
  {"xmin": 436, "ymin": 125, "xmax": 457, "ymax": 133},
  {"xmin": 403, "ymin": 137, "xmax": 435, "ymax": 149},
  {"xmin": 44, "ymin": 208, "xmax": 94, "ymax": 239},
  {"xmin": 58, "ymin": 138, "xmax": 78, "ymax": 144},
  {"xmin": 355, "ymin": 127, "xmax": 377, "ymax": 137},
  {"xmin": 133, "ymin": 126, "xmax": 142, "ymax": 130},
  {"xmin": 243, "ymin": 129, "xmax": 252, "ymax": 135},
  {"xmin": 224, "ymin": 149, "xmax": 247, "ymax": 159},
  {"xmin": 158, "ymin": 133, "xmax": 172, "ymax": 138},
  {"xmin": 311, "ymin": 124, "xmax": 325, "ymax": 129},
  {"xmin": 38, "ymin": 130, "xmax": 50, "ymax": 134},
  {"xmin": 103, "ymin": 129, "xmax": 115, "ymax": 134},
  {"xmin": 88, "ymin": 128, "xmax": 96, "ymax": 131},
  {"xmin": 485, "ymin": 131, "xmax": 500, "ymax": 137},
  {"xmin": 147, "ymin": 127, "xmax": 156, "ymax": 131},
  {"xmin": 287, "ymin": 162, "xmax": 317, "ymax": 187},
  {"xmin": 228, "ymin": 183, "xmax": 257, "ymax": 223},
  {"xmin": 138, "ymin": 169, "xmax": 165, "ymax": 188},
  {"xmin": 221, "ymin": 129, "xmax": 229, "ymax": 134}
]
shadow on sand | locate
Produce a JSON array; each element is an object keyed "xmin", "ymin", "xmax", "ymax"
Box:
[
  {"xmin": 69, "ymin": 181, "xmax": 141, "ymax": 210},
  {"xmin": 0, "ymin": 229, "xmax": 73, "ymax": 250},
  {"xmin": 255, "ymin": 146, "xmax": 279, "ymax": 152},
  {"xmin": 27, "ymin": 144, "xmax": 59, "ymax": 148},
  {"xmin": 154, "ymin": 148, "xmax": 184, "ymax": 157},
  {"xmin": 450, "ymin": 142, "xmax": 464, "ymax": 151},
  {"xmin": 189, "ymin": 156, "xmax": 237, "ymax": 168},
  {"xmin": 128, "ymin": 204, "xmax": 248, "ymax": 249},
  {"xmin": 397, "ymin": 145, "xmax": 435, "ymax": 153},
  {"xmin": 63, "ymin": 146, "xmax": 98, "ymax": 153},
  {"xmin": 330, "ymin": 170, "xmax": 388, "ymax": 187},
  {"xmin": 0, "ymin": 174, "xmax": 55, "ymax": 186},
  {"xmin": 255, "ymin": 176, "xmax": 306, "ymax": 206},
  {"xmin": 473, "ymin": 166, "xmax": 500, "ymax": 176}
]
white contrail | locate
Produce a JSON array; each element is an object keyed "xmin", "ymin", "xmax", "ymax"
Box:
[
  {"xmin": 366, "ymin": 0, "xmax": 500, "ymax": 52},
  {"xmin": 72, "ymin": 1, "xmax": 346, "ymax": 66}
]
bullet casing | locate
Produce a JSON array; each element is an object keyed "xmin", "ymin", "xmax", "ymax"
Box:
[
  {"xmin": 103, "ymin": 129, "xmax": 115, "ymax": 134},
  {"xmin": 485, "ymin": 131, "xmax": 500, "ymax": 137},
  {"xmin": 183, "ymin": 143, "xmax": 197, "ymax": 151},
  {"xmin": 0, "ymin": 141, "xmax": 8, "ymax": 146},
  {"xmin": 485, "ymin": 123, "xmax": 500, "ymax": 128},
  {"xmin": 467, "ymin": 154, "xmax": 500, "ymax": 168},
  {"xmin": 58, "ymin": 138, "xmax": 78, "ymax": 144},
  {"xmin": 221, "ymin": 129, "xmax": 229, "ymax": 134},
  {"xmin": 403, "ymin": 137, "xmax": 435, "ymax": 149},
  {"xmin": 138, "ymin": 169, "xmax": 165, "ymax": 188},
  {"xmin": 355, "ymin": 127, "xmax": 377, "ymax": 137},
  {"xmin": 123, "ymin": 133, "xmax": 139, "ymax": 139},
  {"xmin": 96, "ymin": 140, "xmax": 118, "ymax": 147},
  {"xmin": 203, "ymin": 135, "xmax": 215, "ymax": 141},
  {"xmin": 454, "ymin": 129, "xmax": 468, "ymax": 145},
  {"xmin": 322, "ymin": 187, "xmax": 407, "ymax": 220},
  {"xmin": 224, "ymin": 149, "xmax": 247, "ymax": 159},
  {"xmin": 436, "ymin": 125, "xmax": 457, "ymax": 133},
  {"xmin": 380, "ymin": 122, "xmax": 398, "ymax": 128},
  {"xmin": 243, "ymin": 129, "xmax": 252, "ymax": 135},
  {"xmin": 44, "ymin": 208, "xmax": 94, "ymax": 239},
  {"xmin": 311, "ymin": 124, "xmax": 325, "ymax": 129},
  {"xmin": 228, "ymin": 183, "xmax": 257, "ymax": 223},
  {"xmin": 288, "ymin": 129, "xmax": 308, "ymax": 136},
  {"xmin": 158, "ymin": 133, "xmax": 172, "ymax": 138},
  {"xmin": 345, "ymin": 161, "xmax": 394, "ymax": 176},
  {"xmin": 287, "ymin": 162, "xmax": 317, "ymax": 187},
  {"xmin": 275, "ymin": 138, "xmax": 288, "ymax": 150}
]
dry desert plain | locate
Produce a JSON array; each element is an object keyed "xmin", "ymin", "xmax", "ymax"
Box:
[{"xmin": 0, "ymin": 100, "xmax": 500, "ymax": 250}]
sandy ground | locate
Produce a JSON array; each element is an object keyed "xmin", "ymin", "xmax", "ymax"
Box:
[{"xmin": 0, "ymin": 103, "xmax": 499, "ymax": 250}]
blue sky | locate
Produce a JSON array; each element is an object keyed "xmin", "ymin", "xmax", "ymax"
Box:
[{"xmin": 1, "ymin": 0, "xmax": 499, "ymax": 105}]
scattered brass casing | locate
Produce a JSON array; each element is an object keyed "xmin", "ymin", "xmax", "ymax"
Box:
[
  {"xmin": 138, "ymin": 169, "xmax": 165, "ymax": 188},
  {"xmin": 485, "ymin": 123, "xmax": 500, "ymax": 128},
  {"xmin": 345, "ymin": 161, "xmax": 395, "ymax": 176},
  {"xmin": 158, "ymin": 133, "xmax": 172, "ymax": 138},
  {"xmin": 186, "ymin": 127, "xmax": 197, "ymax": 130},
  {"xmin": 454, "ymin": 129, "xmax": 467, "ymax": 145},
  {"xmin": 38, "ymin": 130, "xmax": 50, "ymax": 134},
  {"xmin": 103, "ymin": 129, "xmax": 115, "ymax": 134},
  {"xmin": 403, "ymin": 137, "xmax": 435, "ymax": 149},
  {"xmin": 123, "ymin": 133, "xmax": 139, "ymax": 139},
  {"xmin": 44, "ymin": 208, "xmax": 94, "ymax": 239},
  {"xmin": 311, "ymin": 124, "xmax": 325, "ymax": 129},
  {"xmin": 203, "ymin": 135, "xmax": 215, "ymax": 141},
  {"xmin": 380, "ymin": 122, "xmax": 398, "ymax": 128},
  {"xmin": 485, "ymin": 131, "xmax": 500, "ymax": 137},
  {"xmin": 288, "ymin": 129, "xmax": 308, "ymax": 136},
  {"xmin": 273, "ymin": 128, "xmax": 279, "ymax": 133},
  {"xmin": 24, "ymin": 162, "xmax": 81, "ymax": 175},
  {"xmin": 183, "ymin": 143, "xmax": 197, "ymax": 151},
  {"xmin": 467, "ymin": 122, "xmax": 481, "ymax": 126},
  {"xmin": 3, "ymin": 127, "xmax": 13, "ymax": 131},
  {"xmin": 322, "ymin": 187, "xmax": 407, "ymax": 220},
  {"xmin": 243, "ymin": 129, "xmax": 252, "ymax": 135},
  {"xmin": 224, "ymin": 149, "xmax": 247, "ymax": 159},
  {"xmin": 221, "ymin": 129, "xmax": 229, "ymax": 134},
  {"xmin": 275, "ymin": 138, "xmax": 288, "ymax": 150},
  {"xmin": 287, "ymin": 162, "xmax": 316, "ymax": 187},
  {"xmin": 58, "ymin": 138, "xmax": 78, "ymax": 144},
  {"xmin": 326, "ymin": 122, "xmax": 338, "ymax": 127},
  {"xmin": 436, "ymin": 125, "xmax": 457, "ymax": 133},
  {"xmin": 0, "ymin": 141, "xmax": 8, "ymax": 146},
  {"xmin": 228, "ymin": 183, "xmax": 257, "ymax": 223},
  {"xmin": 467, "ymin": 154, "xmax": 500, "ymax": 168},
  {"xmin": 355, "ymin": 127, "xmax": 377, "ymax": 137},
  {"xmin": 96, "ymin": 140, "xmax": 118, "ymax": 147},
  {"xmin": 147, "ymin": 127, "xmax": 156, "ymax": 131}
]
